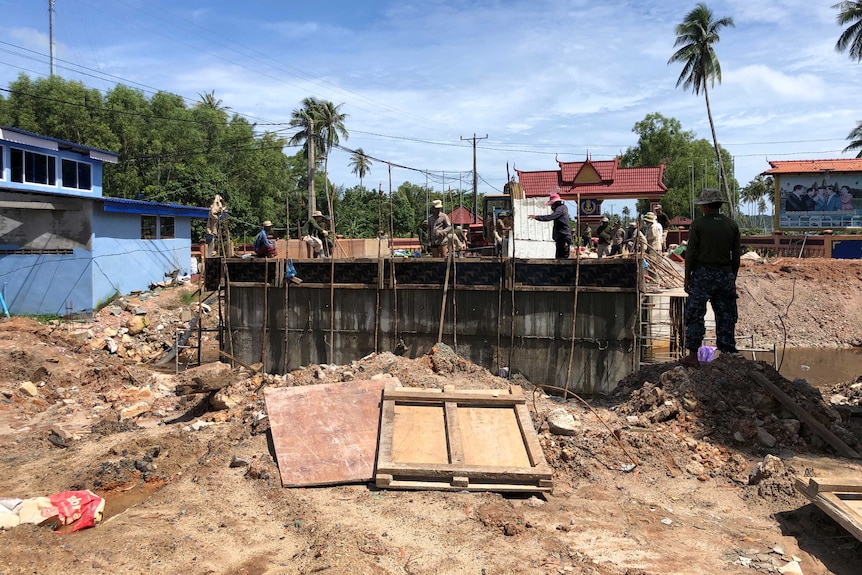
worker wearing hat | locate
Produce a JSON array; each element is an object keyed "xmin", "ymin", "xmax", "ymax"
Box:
[
  {"xmin": 643, "ymin": 212, "xmax": 663, "ymax": 253},
  {"xmin": 527, "ymin": 191, "xmax": 572, "ymax": 259},
  {"xmin": 427, "ymin": 199, "xmax": 452, "ymax": 258},
  {"xmin": 303, "ymin": 210, "xmax": 332, "ymax": 258},
  {"xmin": 595, "ymin": 215, "xmax": 612, "ymax": 258},
  {"xmin": 681, "ymin": 188, "xmax": 741, "ymax": 367},
  {"xmin": 254, "ymin": 220, "xmax": 277, "ymax": 258}
]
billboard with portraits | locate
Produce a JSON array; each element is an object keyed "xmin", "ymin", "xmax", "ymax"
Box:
[{"xmin": 776, "ymin": 174, "xmax": 862, "ymax": 230}]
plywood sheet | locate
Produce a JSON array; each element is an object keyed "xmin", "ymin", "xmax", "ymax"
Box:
[
  {"xmin": 392, "ymin": 404, "xmax": 448, "ymax": 464},
  {"xmin": 795, "ymin": 476, "xmax": 862, "ymax": 542},
  {"xmin": 264, "ymin": 378, "xmax": 396, "ymax": 487},
  {"xmin": 376, "ymin": 385, "xmax": 553, "ymax": 492}
]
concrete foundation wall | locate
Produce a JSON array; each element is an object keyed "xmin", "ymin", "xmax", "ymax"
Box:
[{"xmin": 226, "ymin": 281, "xmax": 639, "ymax": 395}]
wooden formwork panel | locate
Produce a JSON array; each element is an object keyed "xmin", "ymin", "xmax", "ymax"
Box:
[
  {"xmin": 264, "ymin": 378, "xmax": 397, "ymax": 487},
  {"xmin": 376, "ymin": 386, "xmax": 553, "ymax": 492},
  {"xmin": 795, "ymin": 477, "xmax": 862, "ymax": 542}
]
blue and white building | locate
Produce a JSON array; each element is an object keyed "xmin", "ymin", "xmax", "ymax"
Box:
[{"xmin": 0, "ymin": 127, "xmax": 209, "ymax": 315}]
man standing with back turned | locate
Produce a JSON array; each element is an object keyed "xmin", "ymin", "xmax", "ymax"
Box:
[{"xmin": 682, "ymin": 188, "xmax": 741, "ymax": 366}]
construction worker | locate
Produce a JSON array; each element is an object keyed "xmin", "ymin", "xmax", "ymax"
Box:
[
  {"xmin": 527, "ymin": 192, "xmax": 572, "ymax": 259},
  {"xmin": 254, "ymin": 220, "xmax": 277, "ymax": 258},
  {"xmin": 303, "ymin": 210, "xmax": 332, "ymax": 258},
  {"xmin": 428, "ymin": 199, "xmax": 452, "ymax": 258}
]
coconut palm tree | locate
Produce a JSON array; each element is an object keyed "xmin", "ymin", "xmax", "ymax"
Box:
[
  {"xmin": 844, "ymin": 121, "xmax": 862, "ymax": 157},
  {"xmin": 835, "ymin": 1, "xmax": 862, "ymax": 61},
  {"xmin": 289, "ymin": 97, "xmax": 323, "ymax": 217},
  {"xmin": 288, "ymin": 98, "xmax": 348, "ymax": 218},
  {"xmin": 668, "ymin": 3, "xmax": 735, "ymax": 216},
  {"xmin": 349, "ymin": 148, "xmax": 373, "ymax": 190}
]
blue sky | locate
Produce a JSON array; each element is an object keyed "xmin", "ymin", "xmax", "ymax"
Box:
[{"xmin": 2, "ymin": 0, "xmax": 860, "ymax": 217}]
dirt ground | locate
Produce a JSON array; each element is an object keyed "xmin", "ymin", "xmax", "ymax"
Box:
[{"xmin": 1, "ymin": 257, "xmax": 861, "ymax": 575}]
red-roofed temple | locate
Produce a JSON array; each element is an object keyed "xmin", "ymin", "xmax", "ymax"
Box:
[{"xmin": 515, "ymin": 157, "xmax": 667, "ymax": 222}]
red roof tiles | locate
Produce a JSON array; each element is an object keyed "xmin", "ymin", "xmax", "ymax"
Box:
[
  {"xmin": 448, "ymin": 205, "xmax": 481, "ymax": 226},
  {"xmin": 763, "ymin": 159, "xmax": 862, "ymax": 175},
  {"xmin": 516, "ymin": 158, "xmax": 667, "ymax": 201}
]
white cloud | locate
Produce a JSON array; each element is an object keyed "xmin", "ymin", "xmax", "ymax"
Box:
[{"xmin": 726, "ymin": 64, "xmax": 825, "ymax": 101}]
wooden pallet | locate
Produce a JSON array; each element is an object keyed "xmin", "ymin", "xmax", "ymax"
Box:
[
  {"xmin": 795, "ymin": 476, "xmax": 862, "ymax": 542},
  {"xmin": 375, "ymin": 386, "xmax": 553, "ymax": 492}
]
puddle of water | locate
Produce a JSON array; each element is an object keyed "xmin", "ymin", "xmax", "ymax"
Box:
[
  {"xmin": 774, "ymin": 347, "xmax": 862, "ymax": 389},
  {"xmin": 97, "ymin": 482, "xmax": 162, "ymax": 521}
]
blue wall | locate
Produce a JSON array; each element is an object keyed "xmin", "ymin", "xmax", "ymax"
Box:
[
  {"xmin": 0, "ymin": 250, "xmax": 94, "ymax": 315},
  {"xmin": 91, "ymin": 210, "xmax": 193, "ymax": 307}
]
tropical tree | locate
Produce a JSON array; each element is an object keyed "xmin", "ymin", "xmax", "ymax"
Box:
[
  {"xmin": 844, "ymin": 121, "xmax": 862, "ymax": 157},
  {"xmin": 621, "ymin": 112, "xmax": 735, "ymax": 219},
  {"xmin": 317, "ymin": 100, "xmax": 349, "ymax": 235},
  {"xmin": 668, "ymin": 3, "xmax": 736, "ymax": 216},
  {"xmin": 288, "ymin": 97, "xmax": 348, "ymax": 219},
  {"xmin": 621, "ymin": 205, "xmax": 631, "ymax": 224},
  {"xmin": 835, "ymin": 1, "xmax": 862, "ymax": 61},
  {"xmin": 349, "ymin": 148, "xmax": 373, "ymax": 190}
]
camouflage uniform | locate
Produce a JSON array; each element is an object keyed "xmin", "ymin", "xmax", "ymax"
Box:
[{"xmin": 684, "ymin": 267, "xmax": 738, "ymax": 353}]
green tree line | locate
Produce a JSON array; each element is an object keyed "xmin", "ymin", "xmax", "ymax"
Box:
[{"xmin": 0, "ymin": 73, "xmax": 458, "ymax": 242}]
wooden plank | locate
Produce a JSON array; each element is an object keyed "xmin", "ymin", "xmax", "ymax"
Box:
[
  {"xmin": 515, "ymin": 403, "xmax": 546, "ymax": 468},
  {"xmin": 376, "ymin": 478, "xmax": 551, "ymax": 493},
  {"xmin": 444, "ymin": 401, "xmax": 464, "ymax": 465},
  {"xmin": 808, "ymin": 477, "xmax": 862, "ymax": 495},
  {"xmin": 751, "ymin": 372, "xmax": 860, "ymax": 459},
  {"xmin": 264, "ymin": 378, "xmax": 396, "ymax": 487},
  {"xmin": 375, "ymin": 385, "xmax": 552, "ymax": 492},
  {"xmin": 392, "ymin": 404, "xmax": 448, "ymax": 464},
  {"xmin": 375, "ymin": 462, "xmax": 552, "ymax": 480},
  {"xmin": 460, "ymin": 406, "xmax": 530, "ymax": 468},
  {"xmin": 795, "ymin": 477, "xmax": 862, "ymax": 543},
  {"xmin": 384, "ymin": 389, "xmax": 525, "ymax": 405}
]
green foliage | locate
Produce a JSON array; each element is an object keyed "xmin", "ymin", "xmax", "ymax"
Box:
[
  {"xmin": 620, "ymin": 113, "xmax": 737, "ymax": 221},
  {"xmin": 835, "ymin": 1, "xmax": 862, "ymax": 62}
]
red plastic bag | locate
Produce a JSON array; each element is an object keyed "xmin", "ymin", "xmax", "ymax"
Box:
[{"xmin": 44, "ymin": 490, "xmax": 105, "ymax": 532}]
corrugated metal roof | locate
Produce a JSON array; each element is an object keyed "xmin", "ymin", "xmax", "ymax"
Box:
[{"xmin": 100, "ymin": 196, "xmax": 209, "ymax": 218}]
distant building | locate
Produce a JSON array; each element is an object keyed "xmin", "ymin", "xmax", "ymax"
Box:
[
  {"xmin": 516, "ymin": 156, "xmax": 667, "ymax": 223},
  {"xmin": 0, "ymin": 127, "xmax": 208, "ymax": 315},
  {"xmin": 764, "ymin": 158, "xmax": 862, "ymax": 231}
]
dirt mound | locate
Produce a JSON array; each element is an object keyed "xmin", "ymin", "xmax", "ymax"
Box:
[
  {"xmin": 736, "ymin": 257, "xmax": 862, "ymax": 347},
  {"xmin": 2, "ymin": 268, "xmax": 862, "ymax": 575}
]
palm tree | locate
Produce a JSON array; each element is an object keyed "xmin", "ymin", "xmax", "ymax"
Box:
[
  {"xmin": 349, "ymin": 148, "xmax": 373, "ymax": 190},
  {"xmin": 668, "ymin": 3, "xmax": 735, "ymax": 216},
  {"xmin": 289, "ymin": 97, "xmax": 322, "ymax": 217},
  {"xmin": 316, "ymin": 101, "xmax": 349, "ymax": 228},
  {"xmin": 288, "ymin": 98, "xmax": 348, "ymax": 218},
  {"xmin": 621, "ymin": 205, "xmax": 631, "ymax": 225},
  {"xmin": 835, "ymin": 1, "xmax": 862, "ymax": 61},
  {"xmin": 844, "ymin": 121, "xmax": 862, "ymax": 157}
]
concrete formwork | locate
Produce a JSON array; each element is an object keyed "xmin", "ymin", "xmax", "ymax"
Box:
[{"xmin": 215, "ymin": 257, "xmax": 642, "ymax": 395}]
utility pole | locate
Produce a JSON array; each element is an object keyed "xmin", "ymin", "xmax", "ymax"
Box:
[
  {"xmin": 48, "ymin": 0, "xmax": 55, "ymax": 76},
  {"xmin": 461, "ymin": 133, "xmax": 488, "ymax": 224},
  {"xmin": 307, "ymin": 118, "xmax": 315, "ymax": 220}
]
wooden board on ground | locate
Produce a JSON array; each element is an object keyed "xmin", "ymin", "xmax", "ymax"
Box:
[
  {"xmin": 264, "ymin": 378, "xmax": 397, "ymax": 487},
  {"xmin": 375, "ymin": 385, "xmax": 553, "ymax": 493},
  {"xmin": 795, "ymin": 476, "xmax": 862, "ymax": 542}
]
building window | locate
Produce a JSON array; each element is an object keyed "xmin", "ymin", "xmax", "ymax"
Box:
[
  {"xmin": 10, "ymin": 147, "xmax": 57, "ymax": 186},
  {"xmin": 61, "ymin": 159, "xmax": 92, "ymax": 190},
  {"xmin": 141, "ymin": 215, "xmax": 175, "ymax": 240},
  {"xmin": 160, "ymin": 217, "xmax": 175, "ymax": 239},
  {"xmin": 0, "ymin": 145, "xmax": 4, "ymax": 180},
  {"xmin": 141, "ymin": 215, "xmax": 158, "ymax": 240}
]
